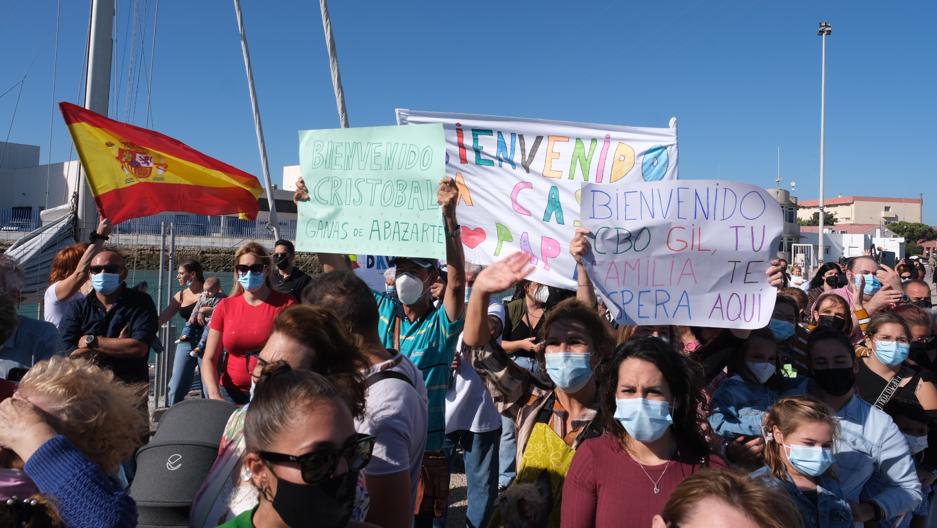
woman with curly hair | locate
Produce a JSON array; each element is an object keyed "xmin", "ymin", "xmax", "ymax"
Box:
[
  {"xmin": 0, "ymin": 356, "xmax": 147, "ymax": 528},
  {"xmin": 561, "ymin": 337, "xmax": 724, "ymax": 528}
]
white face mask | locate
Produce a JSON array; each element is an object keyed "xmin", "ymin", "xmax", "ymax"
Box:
[
  {"xmin": 532, "ymin": 285, "xmax": 549, "ymax": 304},
  {"xmin": 395, "ymin": 273, "xmax": 426, "ymax": 305},
  {"xmin": 745, "ymin": 361, "xmax": 776, "ymax": 384}
]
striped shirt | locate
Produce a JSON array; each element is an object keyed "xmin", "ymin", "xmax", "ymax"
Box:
[{"xmin": 374, "ymin": 291, "xmax": 463, "ymax": 451}]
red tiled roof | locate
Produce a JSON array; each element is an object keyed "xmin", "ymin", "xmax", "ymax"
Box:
[{"xmin": 799, "ymin": 196, "xmax": 922, "ymax": 207}]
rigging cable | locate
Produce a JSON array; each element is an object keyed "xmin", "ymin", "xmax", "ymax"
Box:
[{"xmin": 46, "ymin": 0, "xmax": 63, "ymax": 210}]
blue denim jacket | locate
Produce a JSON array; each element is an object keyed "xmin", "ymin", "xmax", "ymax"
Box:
[
  {"xmin": 709, "ymin": 375, "xmax": 778, "ymax": 438},
  {"xmin": 752, "ymin": 466, "xmax": 853, "ymax": 528},
  {"xmin": 783, "ymin": 380, "xmax": 922, "ymax": 520}
]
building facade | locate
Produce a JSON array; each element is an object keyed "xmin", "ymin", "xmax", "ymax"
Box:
[
  {"xmin": 797, "ymin": 195, "xmax": 923, "ymax": 225},
  {"xmin": 766, "ymin": 187, "xmax": 801, "ymax": 260}
]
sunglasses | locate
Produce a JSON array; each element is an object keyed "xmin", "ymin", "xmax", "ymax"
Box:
[
  {"xmin": 235, "ymin": 264, "xmax": 266, "ymax": 274},
  {"xmin": 260, "ymin": 433, "xmax": 375, "ymax": 484},
  {"xmin": 89, "ymin": 265, "xmax": 121, "ymax": 274}
]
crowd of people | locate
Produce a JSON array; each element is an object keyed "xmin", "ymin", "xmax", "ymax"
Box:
[{"xmin": 0, "ymin": 178, "xmax": 935, "ymax": 527}]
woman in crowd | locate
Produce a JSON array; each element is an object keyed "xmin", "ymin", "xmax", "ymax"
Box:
[
  {"xmin": 191, "ymin": 305, "xmax": 370, "ymax": 527},
  {"xmin": 651, "ymin": 469, "xmax": 802, "ymax": 528},
  {"xmin": 561, "ymin": 337, "xmax": 723, "ymax": 527},
  {"xmin": 222, "ymin": 364, "xmax": 376, "ymax": 528},
  {"xmin": 808, "ymin": 293, "xmax": 855, "ymax": 334},
  {"xmin": 462, "ymin": 252, "xmax": 614, "ymax": 526},
  {"xmin": 708, "ymin": 328, "xmax": 780, "ymax": 468},
  {"xmin": 0, "ymin": 356, "xmax": 146, "ymax": 528},
  {"xmin": 751, "ymin": 396, "xmax": 853, "ymax": 527},
  {"xmin": 43, "ymin": 218, "xmax": 110, "ymax": 328},
  {"xmin": 806, "ymin": 263, "xmax": 844, "ymax": 310},
  {"xmin": 785, "ymin": 328, "xmax": 922, "ymax": 523},
  {"xmin": 161, "ymin": 260, "xmax": 207, "ymax": 405},
  {"xmin": 898, "ymin": 303, "xmax": 937, "ymax": 373},
  {"xmin": 855, "ymin": 312, "xmax": 937, "ymax": 411},
  {"xmin": 201, "ymin": 243, "xmax": 294, "ymax": 404}
]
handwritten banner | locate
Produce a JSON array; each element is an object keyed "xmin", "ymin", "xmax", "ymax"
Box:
[
  {"xmin": 296, "ymin": 124, "xmax": 446, "ymax": 259},
  {"xmin": 581, "ymin": 180, "xmax": 781, "ymax": 329},
  {"xmin": 397, "ymin": 109, "xmax": 678, "ymax": 289}
]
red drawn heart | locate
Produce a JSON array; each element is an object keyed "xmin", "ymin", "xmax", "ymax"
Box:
[{"xmin": 461, "ymin": 226, "xmax": 487, "ymax": 249}]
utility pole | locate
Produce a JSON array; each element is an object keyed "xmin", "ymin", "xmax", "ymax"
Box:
[{"xmin": 817, "ymin": 21, "xmax": 832, "ymax": 262}]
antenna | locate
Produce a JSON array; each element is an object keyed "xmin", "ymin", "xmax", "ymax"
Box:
[{"xmin": 776, "ymin": 146, "xmax": 782, "ymax": 188}]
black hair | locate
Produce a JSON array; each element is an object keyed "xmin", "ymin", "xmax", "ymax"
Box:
[
  {"xmin": 808, "ymin": 262, "xmax": 842, "ymax": 290},
  {"xmin": 598, "ymin": 337, "xmax": 710, "ymax": 462},
  {"xmin": 806, "ymin": 327, "xmax": 856, "ymax": 365},
  {"xmin": 180, "ymin": 260, "xmax": 205, "ymax": 283},
  {"xmin": 274, "ymin": 239, "xmax": 296, "ymax": 255},
  {"xmin": 302, "ymin": 270, "xmax": 380, "ymax": 338}
]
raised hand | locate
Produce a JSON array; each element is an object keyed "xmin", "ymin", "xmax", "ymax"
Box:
[
  {"xmin": 96, "ymin": 217, "xmax": 112, "ymax": 237},
  {"xmin": 0, "ymin": 397, "xmax": 57, "ymax": 463},
  {"xmin": 473, "ymin": 252, "xmax": 534, "ymax": 295},
  {"xmin": 437, "ymin": 177, "xmax": 460, "ymax": 219},
  {"xmin": 570, "ymin": 228, "xmax": 592, "ymax": 265},
  {"xmin": 765, "ymin": 259, "xmax": 784, "ymax": 288}
]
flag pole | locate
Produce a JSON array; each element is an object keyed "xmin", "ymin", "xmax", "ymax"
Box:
[
  {"xmin": 319, "ymin": 0, "xmax": 349, "ymax": 129},
  {"xmin": 232, "ymin": 0, "xmax": 280, "ymax": 241}
]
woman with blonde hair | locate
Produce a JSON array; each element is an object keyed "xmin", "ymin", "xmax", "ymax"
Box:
[
  {"xmin": 201, "ymin": 242, "xmax": 294, "ymax": 404},
  {"xmin": 751, "ymin": 396, "xmax": 852, "ymax": 527},
  {"xmin": 0, "ymin": 356, "xmax": 146, "ymax": 527}
]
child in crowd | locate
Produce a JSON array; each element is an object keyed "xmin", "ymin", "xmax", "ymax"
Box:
[
  {"xmin": 752, "ymin": 396, "xmax": 853, "ymax": 528},
  {"xmin": 176, "ymin": 277, "xmax": 226, "ymax": 357}
]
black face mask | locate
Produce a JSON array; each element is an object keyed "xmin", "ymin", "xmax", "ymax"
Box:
[
  {"xmin": 825, "ymin": 275, "xmax": 846, "ymax": 288},
  {"xmin": 812, "ymin": 367, "xmax": 855, "ymax": 396},
  {"xmin": 273, "ymin": 253, "xmax": 291, "ymax": 271},
  {"xmin": 271, "ymin": 470, "xmax": 357, "ymax": 528},
  {"xmin": 816, "ymin": 315, "xmax": 847, "ymax": 333}
]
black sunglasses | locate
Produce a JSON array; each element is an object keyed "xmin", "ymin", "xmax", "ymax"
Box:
[
  {"xmin": 235, "ymin": 263, "xmax": 266, "ymax": 274},
  {"xmin": 89, "ymin": 265, "xmax": 121, "ymax": 274},
  {"xmin": 260, "ymin": 433, "xmax": 375, "ymax": 484}
]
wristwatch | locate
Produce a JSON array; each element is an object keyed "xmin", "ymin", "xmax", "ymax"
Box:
[
  {"xmin": 89, "ymin": 232, "xmax": 109, "ymax": 243},
  {"xmin": 85, "ymin": 335, "xmax": 97, "ymax": 349}
]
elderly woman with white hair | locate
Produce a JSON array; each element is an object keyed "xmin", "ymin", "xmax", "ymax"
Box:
[
  {"xmin": 0, "ymin": 255, "xmax": 62, "ymax": 380},
  {"xmin": 443, "ymin": 275, "xmax": 504, "ymax": 528}
]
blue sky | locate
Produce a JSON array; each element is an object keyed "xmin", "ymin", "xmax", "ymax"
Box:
[{"xmin": 3, "ymin": 1, "xmax": 936, "ymax": 222}]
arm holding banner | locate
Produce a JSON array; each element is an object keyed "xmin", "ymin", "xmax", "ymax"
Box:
[
  {"xmin": 570, "ymin": 228, "xmax": 597, "ymax": 309},
  {"xmin": 55, "ymin": 218, "xmax": 111, "ymax": 302},
  {"xmin": 438, "ymin": 178, "xmax": 465, "ymax": 323},
  {"xmin": 292, "ymin": 177, "xmax": 351, "ymax": 273}
]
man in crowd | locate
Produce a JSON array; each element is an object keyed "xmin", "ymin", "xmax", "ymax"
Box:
[
  {"xmin": 904, "ymin": 279, "xmax": 932, "ymax": 308},
  {"xmin": 269, "ymin": 239, "xmax": 311, "ymax": 302},
  {"xmin": 838, "ymin": 256, "xmax": 903, "ymax": 314},
  {"xmin": 304, "ymin": 270, "xmax": 428, "ymax": 528},
  {"xmin": 0, "ymin": 256, "xmax": 61, "ymax": 379},
  {"xmin": 59, "ymin": 250, "xmax": 158, "ymax": 387},
  {"xmin": 309, "ymin": 177, "xmax": 466, "ymax": 527}
]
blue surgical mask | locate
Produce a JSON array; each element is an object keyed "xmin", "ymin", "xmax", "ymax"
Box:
[
  {"xmin": 91, "ymin": 272, "xmax": 121, "ymax": 295},
  {"xmin": 768, "ymin": 319, "xmax": 795, "ymax": 342},
  {"xmin": 385, "ymin": 285, "xmax": 397, "ymax": 298},
  {"xmin": 464, "ymin": 286, "xmax": 473, "ymax": 303},
  {"xmin": 544, "ymin": 352, "xmax": 592, "ymax": 393},
  {"xmin": 238, "ymin": 271, "xmax": 265, "ymax": 292},
  {"xmin": 784, "ymin": 444, "xmax": 835, "ymax": 477},
  {"xmin": 856, "ymin": 274, "xmax": 882, "ymax": 296},
  {"xmin": 614, "ymin": 398, "xmax": 673, "ymax": 443},
  {"xmin": 874, "ymin": 340, "xmax": 910, "ymax": 367}
]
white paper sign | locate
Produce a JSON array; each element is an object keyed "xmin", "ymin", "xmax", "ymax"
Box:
[
  {"xmin": 397, "ymin": 109, "xmax": 678, "ymax": 290},
  {"xmin": 581, "ymin": 180, "xmax": 782, "ymax": 329}
]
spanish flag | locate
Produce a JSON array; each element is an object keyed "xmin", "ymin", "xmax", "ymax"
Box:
[{"xmin": 60, "ymin": 102, "xmax": 263, "ymax": 224}]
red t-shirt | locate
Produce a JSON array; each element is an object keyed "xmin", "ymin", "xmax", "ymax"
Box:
[
  {"xmin": 560, "ymin": 433, "xmax": 724, "ymax": 528},
  {"xmin": 209, "ymin": 290, "xmax": 294, "ymax": 392}
]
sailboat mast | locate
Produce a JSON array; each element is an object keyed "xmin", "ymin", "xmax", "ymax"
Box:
[
  {"xmin": 75, "ymin": 0, "xmax": 114, "ymax": 241},
  {"xmin": 232, "ymin": 0, "xmax": 280, "ymax": 242}
]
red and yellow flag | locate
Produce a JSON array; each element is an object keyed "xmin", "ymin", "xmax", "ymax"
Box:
[{"xmin": 59, "ymin": 102, "xmax": 263, "ymax": 224}]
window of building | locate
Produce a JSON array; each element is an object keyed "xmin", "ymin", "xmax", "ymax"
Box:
[{"xmin": 884, "ymin": 206, "xmax": 891, "ymax": 212}]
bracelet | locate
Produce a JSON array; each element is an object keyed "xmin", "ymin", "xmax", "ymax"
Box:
[{"xmin": 89, "ymin": 232, "xmax": 109, "ymax": 242}]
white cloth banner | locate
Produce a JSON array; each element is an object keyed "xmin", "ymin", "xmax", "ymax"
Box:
[
  {"xmin": 397, "ymin": 109, "xmax": 678, "ymax": 289},
  {"xmin": 581, "ymin": 180, "xmax": 781, "ymax": 329}
]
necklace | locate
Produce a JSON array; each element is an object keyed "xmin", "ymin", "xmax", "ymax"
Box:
[{"xmin": 635, "ymin": 460, "xmax": 673, "ymax": 494}]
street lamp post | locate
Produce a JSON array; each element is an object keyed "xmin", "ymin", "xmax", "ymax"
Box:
[{"xmin": 817, "ymin": 21, "xmax": 832, "ymax": 263}]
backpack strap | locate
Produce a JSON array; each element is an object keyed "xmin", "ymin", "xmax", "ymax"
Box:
[
  {"xmin": 365, "ymin": 369, "xmax": 414, "ymax": 389},
  {"xmin": 874, "ymin": 368, "xmax": 908, "ymax": 410}
]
